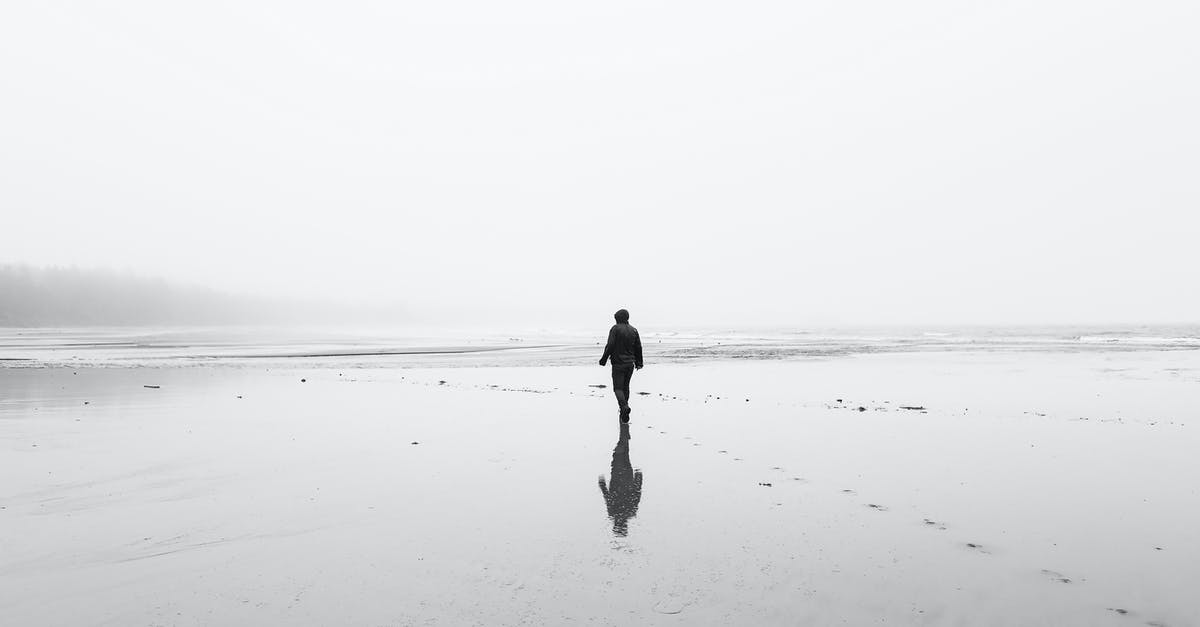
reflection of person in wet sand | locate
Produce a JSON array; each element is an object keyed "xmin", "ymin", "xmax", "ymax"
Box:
[{"xmin": 598, "ymin": 423, "xmax": 643, "ymax": 537}]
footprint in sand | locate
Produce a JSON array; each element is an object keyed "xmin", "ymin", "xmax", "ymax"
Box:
[
  {"xmin": 841, "ymin": 489, "xmax": 855, "ymax": 494},
  {"xmin": 866, "ymin": 504, "xmax": 888, "ymax": 511},
  {"xmin": 923, "ymin": 518, "xmax": 948, "ymax": 530},
  {"xmin": 718, "ymin": 450, "xmax": 728, "ymax": 454},
  {"xmin": 964, "ymin": 543, "xmax": 990, "ymax": 554},
  {"xmin": 1040, "ymin": 569, "xmax": 1072, "ymax": 584}
]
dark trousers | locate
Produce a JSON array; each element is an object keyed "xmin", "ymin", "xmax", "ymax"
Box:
[
  {"xmin": 611, "ymin": 364, "xmax": 635, "ymax": 395},
  {"xmin": 611, "ymin": 364, "xmax": 634, "ymax": 412}
]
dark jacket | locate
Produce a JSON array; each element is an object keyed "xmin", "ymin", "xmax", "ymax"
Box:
[{"xmin": 600, "ymin": 323, "xmax": 643, "ymax": 368}]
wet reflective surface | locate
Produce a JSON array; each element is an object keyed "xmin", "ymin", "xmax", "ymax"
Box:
[{"xmin": 1, "ymin": 352, "xmax": 1199, "ymax": 625}]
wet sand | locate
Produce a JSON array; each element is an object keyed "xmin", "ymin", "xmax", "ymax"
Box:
[{"xmin": 2, "ymin": 351, "xmax": 1198, "ymax": 626}]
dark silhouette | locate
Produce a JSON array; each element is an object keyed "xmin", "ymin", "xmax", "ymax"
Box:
[
  {"xmin": 598, "ymin": 308, "xmax": 643, "ymax": 422},
  {"xmin": 598, "ymin": 422, "xmax": 643, "ymax": 537}
]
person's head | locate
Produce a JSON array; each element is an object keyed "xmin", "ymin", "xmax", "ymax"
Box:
[{"xmin": 614, "ymin": 309, "xmax": 630, "ymax": 323}]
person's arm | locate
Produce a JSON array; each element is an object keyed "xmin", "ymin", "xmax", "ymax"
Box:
[
  {"xmin": 634, "ymin": 329, "xmax": 644, "ymax": 369},
  {"xmin": 599, "ymin": 326, "xmax": 616, "ymax": 366}
]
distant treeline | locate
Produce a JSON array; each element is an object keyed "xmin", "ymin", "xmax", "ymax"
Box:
[{"xmin": 0, "ymin": 265, "xmax": 405, "ymax": 326}]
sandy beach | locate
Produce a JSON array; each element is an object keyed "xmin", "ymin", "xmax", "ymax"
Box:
[{"xmin": 2, "ymin": 334, "xmax": 1199, "ymax": 626}]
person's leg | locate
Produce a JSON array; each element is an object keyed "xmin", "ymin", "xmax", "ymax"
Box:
[
  {"xmin": 620, "ymin": 367, "xmax": 634, "ymax": 408},
  {"xmin": 615, "ymin": 365, "xmax": 635, "ymax": 420},
  {"xmin": 612, "ymin": 364, "xmax": 634, "ymax": 416},
  {"xmin": 611, "ymin": 365, "xmax": 628, "ymax": 412}
]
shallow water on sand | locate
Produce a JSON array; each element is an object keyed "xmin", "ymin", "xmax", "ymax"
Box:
[
  {"xmin": 3, "ymin": 324, "xmax": 1199, "ymax": 368},
  {"xmin": 1, "ymin": 348, "xmax": 1198, "ymax": 625}
]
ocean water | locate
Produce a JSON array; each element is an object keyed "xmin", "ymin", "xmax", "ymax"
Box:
[{"xmin": 1, "ymin": 324, "xmax": 1197, "ymax": 368}]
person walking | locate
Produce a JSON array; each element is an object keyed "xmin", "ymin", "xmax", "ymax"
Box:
[{"xmin": 599, "ymin": 308, "xmax": 643, "ymax": 422}]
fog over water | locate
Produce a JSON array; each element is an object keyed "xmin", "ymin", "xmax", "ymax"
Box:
[{"xmin": 2, "ymin": 2, "xmax": 1198, "ymax": 326}]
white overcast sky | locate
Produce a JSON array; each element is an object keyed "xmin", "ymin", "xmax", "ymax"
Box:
[{"xmin": 1, "ymin": 1, "xmax": 1197, "ymax": 326}]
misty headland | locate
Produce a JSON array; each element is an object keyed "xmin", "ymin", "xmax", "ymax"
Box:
[{"xmin": 0, "ymin": 264, "xmax": 408, "ymax": 327}]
